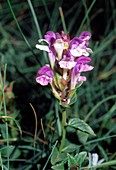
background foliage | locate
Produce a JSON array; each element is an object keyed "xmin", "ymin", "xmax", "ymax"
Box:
[{"xmin": 0, "ymin": 0, "xmax": 116, "ymax": 169}]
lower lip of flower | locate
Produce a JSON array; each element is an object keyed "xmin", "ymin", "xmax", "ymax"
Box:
[
  {"xmin": 36, "ymin": 75, "xmax": 51, "ymax": 86},
  {"xmin": 59, "ymin": 61, "xmax": 76, "ymax": 69}
]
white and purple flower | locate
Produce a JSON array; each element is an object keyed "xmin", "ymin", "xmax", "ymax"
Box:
[
  {"xmin": 69, "ymin": 32, "xmax": 93, "ymax": 57},
  {"xmin": 36, "ymin": 65, "xmax": 53, "ymax": 86},
  {"xmin": 36, "ymin": 31, "xmax": 94, "ymax": 105},
  {"xmin": 59, "ymin": 52, "xmax": 76, "ymax": 70},
  {"xmin": 71, "ymin": 56, "xmax": 94, "ymax": 90}
]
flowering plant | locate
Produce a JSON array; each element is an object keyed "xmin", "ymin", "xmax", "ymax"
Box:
[
  {"xmin": 36, "ymin": 31, "xmax": 94, "ymax": 106},
  {"xmin": 35, "ymin": 31, "xmax": 96, "ymax": 168}
]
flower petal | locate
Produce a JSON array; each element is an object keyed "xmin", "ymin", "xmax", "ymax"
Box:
[
  {"xmin": 59, "ymin": 60, "xmax": 76, "ymax": 69},
  {"xmin": 92, "ymin": 153, "xmax": 99, "ymax": 166},
  {"xmin": 37, "ymin": 65, "xmax": 53, "ymax": 78},
  {"xmin": 36, "ymin": 65, "xmax": 53, "ymax": 86},
  {"xmin": 82, "ymin": 50, "xmax": 89, "ymax": 56},
  {"xmin": 36, "ymin": 75, "xmax": 51, "ymax": 86},
  {"xmin": 36, "ymin": 44, "xmax": 49, "ymax": 52},
  {"xmin": 71, "ymin": 72, "xmax": 80, "ymax": 90},
  {"xmin": 70, "ymin": 48, "xmax": 83, "ymax": 57},
  {"xmin": 69, "ymin": 38, "xmax": 82, "ymax": 49},
  {"xmin": 76, "ymin": 56, "xmax": 92, "ymax": 64},
  {"xmin": 98, "ymin": 159, "xmax": 104, "ymax": 165},
  {"xmin": 79, "ymin": 31, "xmax": 91, "ymax": 41},
  {"xmin": 38, "ymin": 39, "xmax": 49, "ymax": 44},
  {"xmin": 78, "ymin": 76, "xmax": 86, "ymax": 82},
  {"xmin": 44, "ymin": 31, "xmax": 56, "ymax": 43},
  {"xmin": 54, "ymin": 39, "xmax": 64, "ymax": 60},
  {"xmin": 48, "ymin": 50, "xmax": 56, "ymax": 69},
  {"xmin": 80, "ymin": 64, "xmax": 94, "ymax": 72},
  {"xmin": 86, "ymin": 48, "xmax": 93, "ymax": 53}
]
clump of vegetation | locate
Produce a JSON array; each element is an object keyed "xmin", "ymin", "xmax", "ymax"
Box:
[{"xmin": 0, "ymin": 0, "xmax": 116, "ymax": 170}]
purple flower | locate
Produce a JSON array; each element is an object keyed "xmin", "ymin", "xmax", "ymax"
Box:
[
  {"xmin": 45, "ymin": 31, "xmax": 70, "ymax": 61},
  {"xmin": 78, "ymin": 76, "xmax": 86, "ymax": 82},
  {"xmin": 76, "ymin": 56, "xmax": 94, "ymax": 72},
  {"xmin": 54, "ymin": 39, "xmax": 64, "ymax": 60},
  {"xmin": 44, "ymin": 31, "xmax": 56, "ymax": 44},
  {"xmin": 69, "ymin": 31, "xmax": 92, "ymax": 57},
  {"xmin": 36, "ymin": 65, "xmax": 54, "ymax": 86},
  {"xmin": 59, "ymin": 60, "xmax": 76, "ymax": 70},
  {"xmin": 60, "ymin": 31, "xmax": 70, "ymax": 42},
  {"xmin": 48, "ymin": 47, "xmax": 56, "ymax": 69},
  {"xmin": 44, "ymin": 31, "xmax": 62, "ymax": 45},
  {"xmin": 76, "ymin": 56, "xmax": 92, "ymax": 64},
  {"xmin": 71, "ymin": 56, "xmax": 94, "ymax": 89},
  {"xmin": 79, "ymin": 31, "xmax": 91, "ymax": 49},
  {"xmin": 79, "ymin": 31, "xmax": 91, "ymax": 41},
  {"xmin": 59, "ymin": 52, "xmax": 76, "ymax": 69},
  {"xmin": 35, "ymin": 30, "xmax": 94, "ymax": 105},
  {"xmin": 69, "ymin": 38, "xmax": 91, "ymax": 57},
  {"xmin": 69, "ymin": 38, "xmax": 82, "ymax": 49}
]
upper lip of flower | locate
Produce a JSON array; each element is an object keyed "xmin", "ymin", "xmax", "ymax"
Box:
[
  {"xmin": 36, "ymin": 65, "xmax": 54, "ymax": 86},
  {"xmin": 44, "ymin": 31, "xmax": 56, "ymax": 44},
  {"xmin": 76, "ymin": 56, "xmax": 92, "ymax": 63},
  {"xmin": 37, "ymin": 65, "xmax": 54, "ymax": 78},
  {"xmin": 79, "ymin": 31, "xmax": 91, "ymax": 40}
]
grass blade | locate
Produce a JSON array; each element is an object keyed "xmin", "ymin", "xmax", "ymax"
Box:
[
  {"xmin": 42, "ymin": 140, "xmax": 58, "ymax": 170},
  {"xmin": 77, "ymin": 0, "xmax": 96, "ymax": 34},
  {"xmin": 59, "ymin": 7, "xmax": 68, "ymax": 34},
  {"xmin": 7, "ymin": 0, "xmax": 31, "ymax": 49},
  {"xmin": 0, "ymin": 64, "xmax": 9, "ymax": 169},
  {"xmin": 85, "ymin": 95, "xmax": 116, "ymax": 122}
]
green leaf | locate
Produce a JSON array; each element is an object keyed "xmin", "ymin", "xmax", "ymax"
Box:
[
  {"xmin": 51, "ymin": 161, "xmax": 65, "ymax": 170},
  {"xmin": 62, "ymin": 143, "xmax": 79, "ymax": 153},
  {"xmin": 75, "ymin": 151, "xmax": 87, "ymax": 168},
  {"xmin": 98, "ymin": 144, "xmax": 108, "ymax": 161},
  {"xmin": 51, "ymin": 147, "xmax": 67, "ymax": 165},
  {"xmin": 1, "ymin": 145, "xmax": 21, "ymax": 159},
  {"xmin": 69, "ymin": 93, "xmax": 78, "ymax": 106},
  {"xmin": 51, "ymin": 147, "xmax": 58, "ymax": 165},
  {"xmin": 67, "ymin": 118, "xmax": 96, "ymax": 136},
  {"xmin": 67, "ymin": 153, "xmax": 77, "ymax": 170},
  {"xmin": 51, "ymin": 88, "xmax": 61, "ymax": 100},
  {"xmin": 75, "ymin": 81, "xmax": 83, "ymax": 89},
  {"xmin": 37, "ymin": 164, "xmax": 41, "ymax": 170},
  {"xmin": 77, "ymin": 130, "xmax": 89, "ymax": 144}
]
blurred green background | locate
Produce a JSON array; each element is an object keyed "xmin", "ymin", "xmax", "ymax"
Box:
[{"xmin": 0, "ymin": 0, "xmax": 116, "ymax": 169}]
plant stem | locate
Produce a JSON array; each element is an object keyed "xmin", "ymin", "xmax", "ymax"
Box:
[
  {"xmin": 92, "ymin": 160, "xmax": 116, "ymax": 169},
  {"xmin": 55, "ymin": 101, "xmax": 61, "ymax": 137},
  {"xmin": 82, "ymin": 160, "xmax": 116, "ymax": 169},
  {"xmin": 59, "ymin": 110, "xmax": 66, "ymax": 152}
]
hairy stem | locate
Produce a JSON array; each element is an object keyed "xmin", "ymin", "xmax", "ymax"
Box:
[{"xmin": 59, "ymin": 110, "xmax": 66, "ymax": 152}]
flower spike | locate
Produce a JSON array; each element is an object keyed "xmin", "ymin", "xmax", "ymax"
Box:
[{"xmin": 36, "ymin": 30, "xmax": 94, "ymax": 106}]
